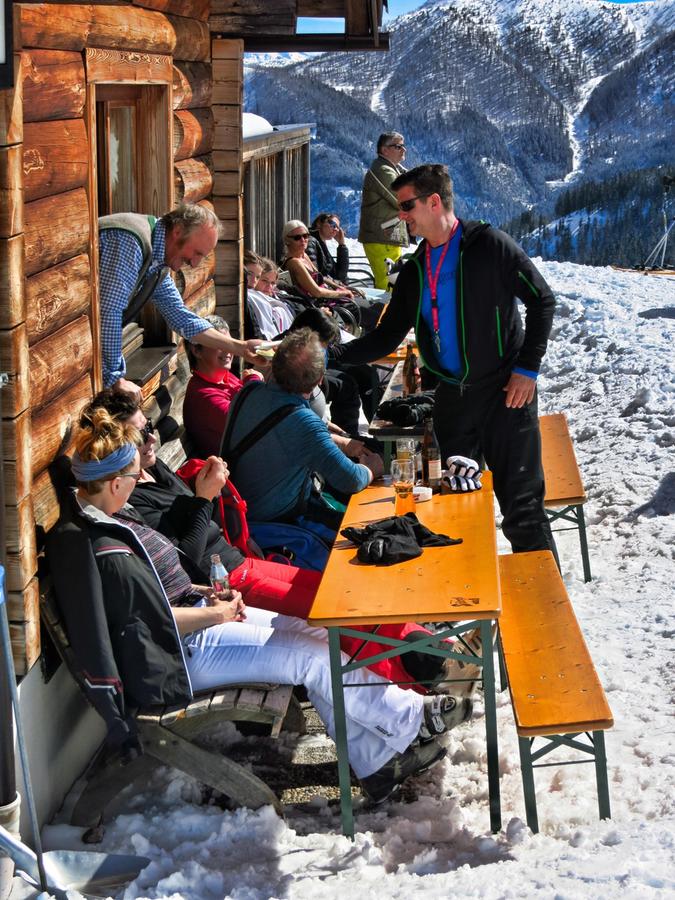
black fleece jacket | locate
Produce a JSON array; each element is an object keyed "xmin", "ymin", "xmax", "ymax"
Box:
[{"xmin": 334, "ymin": 219, "xmax": 555, "ymax": 388}]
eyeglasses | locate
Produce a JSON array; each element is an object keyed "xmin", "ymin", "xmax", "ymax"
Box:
[
  {"xmin": 288, "ymin": 233, "xmax": 310, "ymax": 241},
  {"xmin": 117, "ymin": 471, "xmax": 142, "ymax": 482},
  {"xmin": 387, "ymin": 144, "xmax": 406, "ymax": 151},
  {"xmin": 140, "ymin": 419, "xmax": 154, "ymax": 442},
  {"xmin": 398, "ymin": 193, "xmax": 431, "ymax": 213},
  {"xmin": 326, "ymin": 220, "xmax": 339, "ymax": 229}
]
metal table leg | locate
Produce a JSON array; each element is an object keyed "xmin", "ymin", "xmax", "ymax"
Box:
[
  {"xmin": 481, "ymin": 618, "xmax": 501, "ymax": 832},
  {"xmin": 327, "ymin": 628, "xmax": 354, "ymax": 839}
]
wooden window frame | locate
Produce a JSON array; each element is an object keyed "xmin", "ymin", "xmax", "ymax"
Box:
[{"xmin": 85, "ymin": 49, "xmax": 174, "ymax": 391}]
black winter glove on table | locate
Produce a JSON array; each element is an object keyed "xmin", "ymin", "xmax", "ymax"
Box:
[{"xmin": 341, "ymin": 512, "xmax": 462, "ymax": 566}]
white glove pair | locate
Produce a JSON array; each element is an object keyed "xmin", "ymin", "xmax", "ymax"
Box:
[{"xmin": 443, "ymin": 456, "xmax": 482, "ymax": 493}]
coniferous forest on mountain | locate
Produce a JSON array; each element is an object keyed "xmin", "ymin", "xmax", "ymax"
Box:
[{"xmin": 245, "ymin": 0, "xmax": 674, "ymax": 269}]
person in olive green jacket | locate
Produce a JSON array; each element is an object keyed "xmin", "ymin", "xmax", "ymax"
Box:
[{"xmin": 358, "ymin": 132, "xmax": 410, "ymax": 289}]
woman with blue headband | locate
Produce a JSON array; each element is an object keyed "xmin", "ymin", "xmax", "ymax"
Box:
[{"xmin": 47, "ymin": 408, "xmax": 472, "ymax": 804}]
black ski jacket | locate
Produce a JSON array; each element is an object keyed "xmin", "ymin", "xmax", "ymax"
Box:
[
  {"xmin": 46, "ymin": 492, "xmax": 192, "ymax": 749},
  {"xmin": 334, "ymin": 219, "xmax": 555, "ymax": 388}
]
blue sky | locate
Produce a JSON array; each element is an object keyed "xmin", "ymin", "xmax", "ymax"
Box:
[{"xmin": 298, "ymin": 0, "xmax": 647, "ymax": 33}]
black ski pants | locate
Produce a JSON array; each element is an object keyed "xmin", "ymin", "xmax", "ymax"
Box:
[{"xmin": 434, "ymin": 376, "xmax": 558, "ymax": 560}]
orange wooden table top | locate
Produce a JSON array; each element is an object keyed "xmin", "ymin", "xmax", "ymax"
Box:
[{"xmin": 308, "ymin": 472, "xmax": 501, "ymax": 627}]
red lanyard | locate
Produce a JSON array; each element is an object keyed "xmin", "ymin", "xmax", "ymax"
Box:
[{"xmin": 424, "ymin": 218, "xmax": 460, "ymax": 339}]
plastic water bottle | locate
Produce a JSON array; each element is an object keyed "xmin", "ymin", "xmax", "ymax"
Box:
[{"xmin": 209, "ymin": 553, "xmax": 229, "ymax": 594}]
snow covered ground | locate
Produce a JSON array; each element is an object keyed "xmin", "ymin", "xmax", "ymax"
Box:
[{"xmin": 31, "ymin": 262, "xmax": 675, "ymax": 898}]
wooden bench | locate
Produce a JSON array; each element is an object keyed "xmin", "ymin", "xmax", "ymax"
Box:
[
  {"xmin": 539, "ymin": 413, "xmax": 592, "ymax": 581},
  {"xmin": 497, "ymin": 551, "xmax": 613, "ymax": 833},
  {"xmin": 40, "ymin": 584, "xmax": 304, "ymax": 834}
]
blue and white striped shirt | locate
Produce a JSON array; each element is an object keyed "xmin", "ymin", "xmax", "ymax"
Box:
[{"xmin": 99, "ymin": 219, "xmax": 211, "ymax": 386}]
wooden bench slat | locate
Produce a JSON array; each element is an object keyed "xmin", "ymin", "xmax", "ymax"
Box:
[
  {"xmin": 540, "ymin": 414, "xmax": 586, "ymax": 506},
  {"xmin": 236, "ymin": 688, "xmax": 266, "ymax": 712},
  {"xmin": 499, "ymin": 552, "xmax": 613, "ymax": 736}
]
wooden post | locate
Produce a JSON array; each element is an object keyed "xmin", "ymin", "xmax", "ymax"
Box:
[{"xmin": 212, "ymin": 39, "xmax": 243, "ymax": 335}]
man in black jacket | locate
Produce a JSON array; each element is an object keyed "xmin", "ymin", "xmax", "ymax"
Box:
[{"xmin": 334, "ymin": 163, "xmax": 557, "ymax": 557}]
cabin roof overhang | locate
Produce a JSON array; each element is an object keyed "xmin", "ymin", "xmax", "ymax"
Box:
[{"xmin": 210, "ymin": 0, "xmax": 390, "ymax": 52}]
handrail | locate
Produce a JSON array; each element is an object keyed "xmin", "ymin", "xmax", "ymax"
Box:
[{"xmin": 243, "ymin": 124, "xmax": 314, "ymax": 162}]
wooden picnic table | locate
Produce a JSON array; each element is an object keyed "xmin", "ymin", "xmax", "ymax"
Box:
[{"xmin": 308, "ymin": 472, "xmax": 502, "ymax": 837}]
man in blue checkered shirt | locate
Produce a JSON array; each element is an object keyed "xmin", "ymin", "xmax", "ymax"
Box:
[{"xmin": 99, "ymin": 203, "xmax": 260, "ymax": 397}]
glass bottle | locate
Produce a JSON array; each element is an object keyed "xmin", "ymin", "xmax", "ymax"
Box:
[
  {"xmin": 421, "ymin": 417, "xmax": 442, "ymax": 492},
  {"xmin": 401, "ymin": 342, "xmax": 421, "ymax": 397},
  {"xmin": 209, "ymin": 553, "xmax": 229, "ymax": 594}
]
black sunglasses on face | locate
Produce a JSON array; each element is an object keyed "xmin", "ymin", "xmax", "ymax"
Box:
[
  {"xmin": 398, "ymin": 193, "xmax": 431, "ymax": 213},
  {"xmin": 289, "ymin": 233, "xmax": 310, "ymax": 241},
  {"xmin": 327, "ymin": 220, "xmax": 338, "ymax": 228},
  {"xmin": 388, "ymin": 144, "xmax": 405, "ymax": 150},
  {"xmin": 140, "ymin": 420, "xmax": 154, "ymax": 441}
]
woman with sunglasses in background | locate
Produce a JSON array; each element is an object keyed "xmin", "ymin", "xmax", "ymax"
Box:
[
  {"xmin": 307, "ymin": 213, "xmax": 350, "ymax": 284},
  {"xmin": 280, "ymin": 220, "xmax": 355, "ymax": 303}
]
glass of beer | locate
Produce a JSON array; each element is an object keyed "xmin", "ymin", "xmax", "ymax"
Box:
[
  {"xmin": 391, "ymin": 459, "xmax": 415, "ymax": 515},
  {"xmin": 395, "ymin": 438, "xmax": 415, "ymax": 462}
]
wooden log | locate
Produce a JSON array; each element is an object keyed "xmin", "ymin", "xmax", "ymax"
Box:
[
  {"xmin": 213, "ymin": 171, "xmax": 241, "ymax": 196},
  {"xmin": 2, "ymin": 411, "xmax": 32, "ymax": 508},
  {"xmin": 212, "ymin": 56, "xmax": 242, "ymax": 106},
  {"xmin": 9, "ymin": 579, "xmax": 41, "ymax": 675},
  {"xmin": 211, "ymin": 39, "xmax": 243, "ymax": 60},
  {"xmin": 26, "ymin": 254, "xmax": 91, "ymax": 345},
  {"xmin": 174, "ymin": 155, "xmax": 213, "ymax": 204},
  {"xmin": 85, "ymin": 47, "xmax": 172, "ymax": 86},
  {"xmin": 133, "ymin": 0, "xmax": 209, "ymax": 22},
  {"xmin": 29, "ymin": 315, "xmax": 93, "ymax": 413},
  {"xmin": 0, "ymin": 235, "xmax": 25, "ymax": 330},
  {"xmin": 5, "ymin": 525, "xmax": 37, "ymax": 593},
  {"xmin": 175, "ymin": 250, "xmax": 215, "ymax": 298},
  {"xmin": 32, "ymin": 466, "xmax": 61, "ymax": 536},
  {"xmin": 214, "ymin": 239, "xmax": 242, "ymax": 285},
  {"xmin": 212, "ymin": 194, "xmax": 242, "ymax": 223},
  {"xmin": 24, "ymin": 187, "xmax": 90, "ymax": 277},
  {"xmin": 173, "ymin": 108, "xmax": 214, "ymax": 161},
  {"xmin": 23, "ymin": 118, "xmax": 89, "ymax": 203},
  {"xmin": 18, "ymin": 4, "xmax": 175, "ymax": 56},
  {"xmin": 173, "ymin": 61, "xmax": 212, "ymax": 110},
  {"xmin": 4, "ymin": 495, "xmax": 33, "ymax": 554},
  {"xmin": 7, "ymin": 573, "xmax": 39, "ymax": 623},
  {"xmin": 212, "ymin": 149, "xmax": 240, "ymax": 173},
  {"xmin": 31, "ymin": 374, "xmax": 92, "ymax": 477},
  {"xmin": 0, "ymin": 57, "xmax": 23, "ymax": 146},
  {"xmin": 167, "ymin": 14, "xmax": 209, "ymax": 62},
  {"xmin": 0, "ymin": 324, "xmax": 30, "ymax": 418},
  {"xmin": 21, "ymin": 50, "xmax": 86, "ymax": 123},
  {"xmin": 209, "ymin": 0, "xmax": 296, "ymax": 34},
  {"xmin": 0, "ymin": 145, "xmax": 23, "ymax": 238},
  {"xmin": 183, "ymin": 278, "xmax": 216, "ymax": 319}
]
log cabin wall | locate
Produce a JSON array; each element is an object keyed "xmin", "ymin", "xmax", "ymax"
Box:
[
  {"xmin": 211, "ymin": 38, "xmax": 243, "ymax": 333},
  {"xmin": 2, "ymin": 0, "xmax": 220, "ymax": 676}
]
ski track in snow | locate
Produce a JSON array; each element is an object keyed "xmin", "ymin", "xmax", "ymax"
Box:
[{"xmin": 33, "ymin": 261, "xmax": 675, "ymax": 899}]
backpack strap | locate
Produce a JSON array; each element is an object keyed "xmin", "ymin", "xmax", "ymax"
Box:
[{"xmin": 220, "ymin": 382, "xmax": 296, "ymax": 474}]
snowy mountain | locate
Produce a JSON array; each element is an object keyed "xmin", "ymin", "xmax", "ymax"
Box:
[{"xmin": 245, "ymin": 0, "xmax": 674, "ymax": 264}]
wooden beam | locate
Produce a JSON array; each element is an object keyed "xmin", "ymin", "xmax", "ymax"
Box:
[
  {"xmin": 229, "ymin": 33, "xmax": 389, "ymax": 52},
  {"xmin": 345, "ymin": 0, "xmax": 369, "ymax": 36},
  {"xmin": 0, "ymin": 145, "xmax": 23, "ymax": 238},
  {"xmin": 0, "ymin": 235, "xmax": 24, "ymax": 329},
  {"xmin": 29, "ymin": 315, "xmax": 93, "ymax": 413},
  {"xmin": 173, "ymin": 61, "xmax": 212, "ymax": 110},
  {"xmin": 174, "ymin": 155, "xmax": 213, "ymax": 204},
  {"xmin": 21, "ymin": 49, "xmax": 86, "ymax": 123},
  {"xmin": 85, "ymin": 48, "xmax": 173, "ymax": 85},
  {"xmin": 23, "ymin": 118, "xmax": 89, "ymax": 203},
  {"xmin": 0, "ymin": 324, "xmax": 30, "ymax": 417},
  {"xmin": 0, "ymin": 56, "xmax": 23, "ymax": 146},
  {"xmin": 132, "ymin": 0, "xmax": 210, "ymax": 21},
  {"xmin": 24, "ymin": 186, "xmax": 89, "ymax": 276},
  {"xmin": 209, "ymin": 0, "xmax": 296, "ymax": 34},
  {"xmin": 31, "ymin": 374, "xmax": 92, "ymax": 478},
  {"xmin": 173, "ymin": 108, "xmax": 214, "ymax": 161},
  {"xmin": 25, "ymin": 254, "xmax": 91, "ymax": 346},
  {"xmin": 167, "ymin": 14, "xmax": 210, "ymax": 62}
]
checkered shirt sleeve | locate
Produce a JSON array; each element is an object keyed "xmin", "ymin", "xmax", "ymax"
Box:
[{"xmin": 98, "ymin": 225, "xmax": 211, "ymax": 387}]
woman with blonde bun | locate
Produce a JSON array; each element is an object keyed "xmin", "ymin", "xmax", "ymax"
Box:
[{"xmin": 46, "ymin": 408, "xmax": 471, "ymax": 801}]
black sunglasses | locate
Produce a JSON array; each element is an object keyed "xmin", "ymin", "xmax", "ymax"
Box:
[
  {"xmin": 140, "ymin": 419, "xmax": 154, "ymax": 441},
  {"xmin": 398, "ymin": 193, "xmax": 431, "ymax": 213},
  {"xmin": 289, "ymin": 233, "xmax": 310, "ymax": 241},
  {"xmin": 388, "ymin": 143, "xmax": 406, "ymax": 150},
  {"xmin": 326, "ymin": 220, "xmax": 339, "ymax": 228}
]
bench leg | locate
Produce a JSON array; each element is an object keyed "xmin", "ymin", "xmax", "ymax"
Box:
[
  {"xmin": 481, "ymin": 619, "xmax": 502, "ymax": 833},
  {"xmin": 496, "ymin": 630, "xmax": 508, "ymax": 693},
  {"xmin": 518, "ymin": 737, "xmax": 540, "ymax": 834},
  {"xmin": 328, "ymin": 627, "xmax": 355, "ymax": 840},
  {"xmin": 576, "ymin": 504, "xmax": 592, "ymax": 583},
  {"xmin": 593, "ymin": 730, "xmax": 611, "ymax": 821},
  {"xmin": 71, "ymin": 750, "xmax": 158, "ymax": 829},
  {"xmin": 138, "ymin": 720, "xmax": 283, "ymax": 815}
]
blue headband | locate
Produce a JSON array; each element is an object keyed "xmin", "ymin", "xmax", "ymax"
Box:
[{"xmin": 71, "ymin": 443, "xmax": 137, "ymax": 482}]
